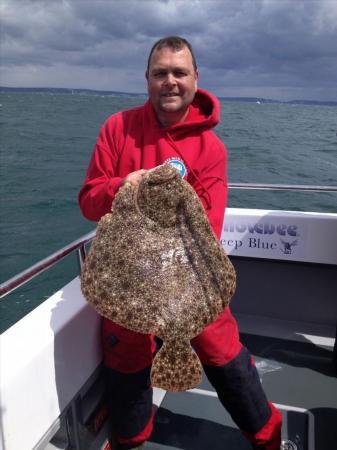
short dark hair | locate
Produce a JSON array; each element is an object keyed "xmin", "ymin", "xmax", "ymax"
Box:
[{"xmin": 146, "ymin": 36, "xmax": 197, "ymax": 73}]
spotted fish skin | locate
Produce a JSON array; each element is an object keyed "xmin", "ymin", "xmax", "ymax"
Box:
[
  {"xmin": 151, "ymin": 339, "xmax": 202, "ymax": 392},
  {"xmin": 81, "ymin": 164, "xmax": 236, "ymax": 392}
]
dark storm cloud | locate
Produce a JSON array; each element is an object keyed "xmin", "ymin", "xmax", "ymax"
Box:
[{"xmin": 1, "ymin": 0, "xmax": 336, "ymax": 100}]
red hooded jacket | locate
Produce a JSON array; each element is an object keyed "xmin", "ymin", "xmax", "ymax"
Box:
[{"xmin": 78, "ymin": 88, "xmax": 227, "ymax": 239}]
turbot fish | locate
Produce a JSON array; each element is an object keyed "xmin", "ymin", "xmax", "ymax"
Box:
[{"xmin": 81, "ymin": 164, "xmax": 236, "ymax": 392}]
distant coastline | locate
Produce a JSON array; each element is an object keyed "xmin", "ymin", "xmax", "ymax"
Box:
[{"xmin": 1, "ymin": 86, "xmax": 336, "ymax": 107}]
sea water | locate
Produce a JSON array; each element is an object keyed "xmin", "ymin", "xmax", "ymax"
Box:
[{"xmin": 0, "ymin": 93, "xmax": 336, "ymax": 331}]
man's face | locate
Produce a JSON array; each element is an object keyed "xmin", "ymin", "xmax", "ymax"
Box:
[{"xmin": 146, "ymin": 46, "xmax": 198, "ymax": 119}]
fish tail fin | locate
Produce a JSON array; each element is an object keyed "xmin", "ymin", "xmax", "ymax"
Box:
[{"xmin": 151, "ymin": 339, "xmax": 202, "ymax": 392}]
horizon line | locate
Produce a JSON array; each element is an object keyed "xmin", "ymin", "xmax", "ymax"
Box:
[{"xmin": 1, "ymin": 85, "xmax": 336, "ymax": 105}]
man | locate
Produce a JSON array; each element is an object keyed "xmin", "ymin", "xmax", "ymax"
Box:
[{"xmin": 79, "ymin": 36, "xmax": 282, "ymax": 450}]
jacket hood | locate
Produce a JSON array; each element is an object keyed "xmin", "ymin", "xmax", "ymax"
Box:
[{"xmin": 145, "ymin": 88, "xmax": 220, "ymax": 138}]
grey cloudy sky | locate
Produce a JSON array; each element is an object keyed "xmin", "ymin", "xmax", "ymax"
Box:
[{"xmin": 1, "ymin": 0, "xmax": 337, "ymax": 101}]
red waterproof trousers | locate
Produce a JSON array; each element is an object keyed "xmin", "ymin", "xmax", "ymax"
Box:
[{"xmin": 102, "ymin": 308, "xmax": 282, "ymax": 450}]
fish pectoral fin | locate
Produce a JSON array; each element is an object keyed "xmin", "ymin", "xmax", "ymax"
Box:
[{"xmin": 151, "ymin": 339, "xmax": 202, "ymax": 392}]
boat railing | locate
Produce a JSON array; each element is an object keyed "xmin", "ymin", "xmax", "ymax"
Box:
[
  {"xmin": 0, "ymin": 230, "xmax": 95, "ymax": 299},
  {"xmin": 1, "ymin": 182, "xmax": 336, "ymax": 300},
  {"xmin": 228, "ymin": 183, "xmax": 337, "ymax": 192}
]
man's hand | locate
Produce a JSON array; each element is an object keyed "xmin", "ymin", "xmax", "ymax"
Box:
[{"xmin": 122, "ymin": 169, "xmax": 147, "ymax": 186}]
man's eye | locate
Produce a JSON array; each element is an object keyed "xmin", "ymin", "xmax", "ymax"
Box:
[
  {"xmin": 153, "ymin": 72, "xmax": 166, "ymax": 78},
  {"xmin": 174, "ymin": 71, "xmax": 186, "ymax": 77}
]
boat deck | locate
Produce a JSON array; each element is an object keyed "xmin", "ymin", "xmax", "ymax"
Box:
[
  {"xmin": 144, "ymin": 326, "xmax": 336, "ymax": 450},
  {"xmin": 2, "ymin": 208, "xmax": 336, "ymax": 450},
  {"xmin": 142, "ymin": 252, "xmax": 337, "ymax": 450}
]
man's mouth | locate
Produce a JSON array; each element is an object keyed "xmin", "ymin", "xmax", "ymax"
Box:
[{"xmin": 161, "ymin": 92, "xmax": 180, "ymax": 97}]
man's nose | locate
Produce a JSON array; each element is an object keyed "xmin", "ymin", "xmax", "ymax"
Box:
[{"xmin": 164, "ymin": 73, "xmax": 177, "ymax": 86}]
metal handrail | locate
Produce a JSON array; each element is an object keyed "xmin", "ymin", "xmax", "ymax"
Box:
[
  {"xmin": 0, "ymin": 230, "xmax": 96, "ymax": 299},
  {"xmin": 228, "ymin": 183, "xmax": 337, "ymax": 192},
  {"xmin": 1, "ymin": 182, "xmax": 336, "ymax": 300}
]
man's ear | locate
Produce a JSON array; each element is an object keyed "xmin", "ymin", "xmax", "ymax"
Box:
[
  {"xmin": 145, "ymin": 70, "xmax": 149, "ymax": 81},
  {"xmin": 194, "ymin": 70, "xmax": 199, "ymax": 90}
]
